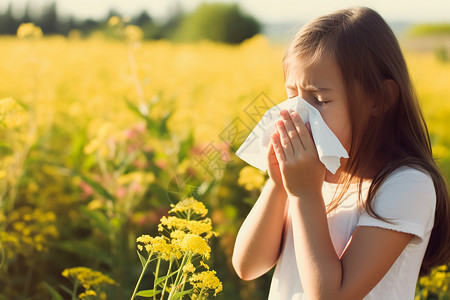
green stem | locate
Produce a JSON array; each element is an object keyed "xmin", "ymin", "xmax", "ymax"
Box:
[
  {"xmin": 167, "ymin": 252, "xmax": 189, "ymax": 299},
  {"xmin": 197, "ymin": 286, "xmax": 205, "ymax": 300},
  {"xmin": 153, "ymin": 257, "xmax": 162, "ymax": 300},
  {"xmin": 179, "ymin": 273, "xmax": 188, "ymax": 296},
  {"xmin": 130, "ymin": 252, "xmax": 153, "ymax": 300},
  {"xmin": 72, "ymin": 279, "xmax": 79, "ymax": 300},
  {"xmin": 160, "ymin": 257, "xmax": 174, "ymax": 300}
]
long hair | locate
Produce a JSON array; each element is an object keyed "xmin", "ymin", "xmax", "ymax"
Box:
[{"xmin": 283, "ymin": 7, "xmax": 450, "ymax": 276}]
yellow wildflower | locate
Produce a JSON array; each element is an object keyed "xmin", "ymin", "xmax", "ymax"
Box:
[
  {"xmin": 136, "ymin": 235, "xmax": 180, "ymax": 260},
  {"xmin": 200, "ymin": 261, "xmax": 210, "ymax": 270},
  {"xmin": 159, "ymin": 216, "xmax": 217, "ymax": 239},
  {"xmin": 117, "ymin": 171, "xmax": 155, "ymax": 186},
  {"xmin": 136, "ymin": 234, "xmax": 153, "ymax": 245},
  {"xmin": 170, "ymin": 230, "xmax": 186, "ymax": 240},
  {"xmin": 180, "ymin": 234, "xmax": 210, "ymax": 259},
  {"xmin": 108, "ymin": 16, "xmax": 121, "ymax": 27},
  {"xmin": 189, "ymin": 270, "xmax": 223, "ymax": 296},
  {"xmin": 16, "ymin": 23, "xmax": 43, "ymax": 39},
  {"xmin": 169, "ymin": 197, "xmax": 208, "ymax": 217},
  {"xmin": 125, "ymin": 25, "xmax": 143, "ymax": 42},
  {"xmin": 79, "ymin": 289, "xmax": 97, "ymax": 299},
  {"xmin": 183, "ymin": 262, "xmax": 196, "ymax": 273},
  {"xmin": 0, "ymin": 97, "xmax": 27, "ymax": 128},
  {"xmin": 62, "ymin": 267, "xmax": 115, "ymax": 299},
  {"xmin": 5, "ymin": 207, "xmax": 58, "ymax": 255},
  {"xmin": 238, "ymin": 166, "xmax": 265, "ymax": 191}
]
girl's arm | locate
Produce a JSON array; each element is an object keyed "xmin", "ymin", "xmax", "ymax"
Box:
[
  {"xmin": 272, "ymin": 110, "xmax": 413, "ymax": 299},
  {"xmin": 288, "ymin": 194, "xmax": 413, "ymax": 300},
  {"xmin": 232, "ymin": 177, "xmax": 288, "ymax": 281}
]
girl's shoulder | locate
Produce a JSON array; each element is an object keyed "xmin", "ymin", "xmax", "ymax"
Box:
[
  {"xmin": 381, "ymin": 165, "xmax": 434, "ymax": 190},
  {"xmin": 359, "ymin": 165, "xmax": 436, "ymax": 242}
]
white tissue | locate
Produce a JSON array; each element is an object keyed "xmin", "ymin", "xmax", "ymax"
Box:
[{"xmin": 236, "ymin": 96, "xmax": 348, "ymax": 174}]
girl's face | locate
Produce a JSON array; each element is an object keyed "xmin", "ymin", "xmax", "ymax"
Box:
[{"xmin": 284, "ymin": 56, "xmax": 361, "ymax": 175}]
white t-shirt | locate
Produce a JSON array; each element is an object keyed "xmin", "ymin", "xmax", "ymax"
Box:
[{"xmin": 268, "ymin": 167, "xmax": 436, "ymax": 300}]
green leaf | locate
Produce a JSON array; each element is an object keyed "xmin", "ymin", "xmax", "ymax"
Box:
[
  {"xmin": 0, "ymin": 142, "xmax": 12, "ymax": 155},
  {"xmin": 76, "ymin": 173, "xmax": 116, "ymax": 201},
  {"xmin": 58, "ymin": 284, "xmax": 74, "ymax": 296},
  {"xmin": 79, "ymin": 206, "xmax": 111, "ymax": 235},
  {"xmin": 124, "ymin": 97, "xmax": 159, "ymax": 136},
  {"xmin": 55, "ymin": 241, "xmax": 114, "ymax": 267},
  {"xmin": 43, "ymin": 282, "xmax": 64, "ymax": 300},
  {"xmin": 136, "ymin": 289, "xmax": 161, "ymax": 297},
  {"xmin": 68, "ymin": 130, "xmax": 87, "ymax": 171},
  {"xmin": 137, "ymin": 250, "xmax": 147, "ymax": 268},
  {"xmin": 171, "ymin": 289, "xmax": 194, "ymax": 299},
  {"xmin": 158, "ymin": 111, "xmax": 172, "ymax": 138},
  {"xmin": 154, "ymin": 270, "xmax": 178, "ymax": 287},
  {"xmin": 177, "ymin": 130, "xmax": 194, "ymax": 163}
]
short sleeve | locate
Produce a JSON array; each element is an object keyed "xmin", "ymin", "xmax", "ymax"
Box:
[{"xmin": 357, "ymin": 167, "xmax": 436, "ymax": 241}]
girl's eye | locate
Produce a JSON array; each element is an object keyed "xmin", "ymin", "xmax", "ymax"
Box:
[{"xmin": 312, "ymin": 96, "xmax": 328, "ymax": 106}]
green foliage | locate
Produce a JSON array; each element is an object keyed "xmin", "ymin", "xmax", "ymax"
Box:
[
  {"xmin": 434, "ymin": 46, "xmax": 449, "ymax": 63},
  {"xmin": 174, "ymin": 3, "xmax": 260, "ymax": 44},
  {"xmin": 409, "ymin": 23, "xmax": 450, "ymax": 37}
]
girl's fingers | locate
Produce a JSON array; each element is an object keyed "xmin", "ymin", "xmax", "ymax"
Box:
[
  {"xmin": 275, "ymin": 119, "xmax": 294, "ymax": 157},
  {"xmin": 290, "ymin": 111, "xmax": 316, "ymax": 151},
  {"xmin": 280, "ymin": 110, "xmax": 305, "ymax": 152},
  {"xmin": 270, "ymin": 132, "xmax": 286, "ymax": 162}
]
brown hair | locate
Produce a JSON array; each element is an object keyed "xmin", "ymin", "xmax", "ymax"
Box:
[{"xmin": 283, "ymin": 7, "xmax": 450, "ymax": 276}]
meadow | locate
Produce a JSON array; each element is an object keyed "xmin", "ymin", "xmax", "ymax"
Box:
[{"xmin": 1, "ymin": 24, "xmax": 450, "ymax": 299}]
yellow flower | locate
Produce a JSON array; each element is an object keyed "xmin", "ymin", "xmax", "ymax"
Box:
[
  {"xmin": 108, "ymin": 16, "xmax": 121, "ymax": 27},
  {"xmin": 136, "ymin": 234, "xmax": 152, "ymax": 245},
  {"xmin": 125, "ymin": 25, "xmax": 143, "ymax": 42},
  {"xmin": 169, "ymin": 197, "xmax": 208, "ymax": 217},
  {"xmin": 159, "ymin": 216, "xmax": 217, "ymax": 239},
  {"xmin": 179, "ymin": 233, "xmax": 210, "ymax": 259},
  {"xmin": 183, "ymin": 262, "xmax": 196, "ymax": 273},
  {"xmin": 189, "ymin": 270, "xmax": 223, "ymax": 296},
  {"xmin": 238, "ymin": 166, "xmax": 265, "ymax": 191},
  {"xmin": 16, "ymin": 23, "xmax": 43, "ymax": 39},
  {"xmin": 170, "ymin": 230, "xmax": 186, "ymax": 240},
  {"xmin": 79, "ymin": 290, "xmax": 97, "ymax": 299},
  {"xmin": 136, "ymin": 235, "xmax": 180, "ymax": 260},
  {"xmin": 200, "ymin": 261, "xmax": 210, "ymax": 270},
  {"xmin": 117, "ymin": 171, "xmax": 155, "ymax": 186},
  {"xmin": 62, "ymin": 267, "xmax": 115, "ymax": 299},
  {"xmin": 0, "ymin": 97, "xmax": 27, "ymax": 128}
]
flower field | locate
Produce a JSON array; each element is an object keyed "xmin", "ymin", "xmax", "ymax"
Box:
[{"xmin": 1, "ymin": 24, "xmax": 450, "ymax": 299}]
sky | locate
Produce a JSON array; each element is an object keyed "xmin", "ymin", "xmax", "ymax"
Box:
[{"xmin": 2, "ymin": 0, "xmax": 450, "ymax": 24}]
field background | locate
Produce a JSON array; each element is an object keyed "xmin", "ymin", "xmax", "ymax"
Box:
[{"xmin": 1, "ymin": 21, "xmax": 450, "ymax": 299}]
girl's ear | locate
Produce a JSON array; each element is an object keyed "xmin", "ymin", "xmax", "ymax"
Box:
[{"xmin": 371, "ymin": 79, "xmax": 399, "ymax": 116}]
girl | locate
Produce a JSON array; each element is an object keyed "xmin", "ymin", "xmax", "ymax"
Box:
[{"xmin": 232, "ymin": 7, "xmax": 450, "ymax": 300}]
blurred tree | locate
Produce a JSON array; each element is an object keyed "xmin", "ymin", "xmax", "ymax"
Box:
[
  {"xmin": 80, "ymin": 19, "xmax": 100, "ymax": 37},
  {"xmin": 174, "ymin": 3, "xmax": 260, "ymax": 44},
  {"xmin": 149, "ymin": 3, "xmax": 185, "ymax": 40},
  {"xmin": 133, "ymin": 11, "xmax": 152, "ymax": 27},
  {"xmin": 38, "ymin": 2, "xmax": 58, "ymax": 34},
  {"xmin": 19, "ymin": 2, "xmax": 33, "ymax": 24},
  {"xmin": 131, "ymin": 11, "xmax": 160, "ymax": 40},
  {"xmin": 0, "ymin": 3, "xmax": 18, "ymax": 35},
  {"xmin": 59, "ymin": 16, "xmax": 78, "ymax": 36}
]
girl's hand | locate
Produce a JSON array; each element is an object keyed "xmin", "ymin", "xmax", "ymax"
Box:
[
  {"xmin": 270, "ymin": 109, "xmax": 325, "ymax": 199},
  {"xmin": 267, "ymin": 139, "xmax": 284, "ymax": 189}
]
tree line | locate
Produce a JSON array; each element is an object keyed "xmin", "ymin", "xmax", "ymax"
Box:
[{"xmin": 0, "ymin": 2, "xmax": 261, "ymax": 44}]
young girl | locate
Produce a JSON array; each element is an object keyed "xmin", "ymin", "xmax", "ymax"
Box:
[{"xmin": 232, "ymin": 7, "xmax": 450, "ymax": 300}]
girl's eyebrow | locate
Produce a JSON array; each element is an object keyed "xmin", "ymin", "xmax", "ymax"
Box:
[{"xmin": 285, "ymin": 83, "xmax": 333, "ymax": 92}]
